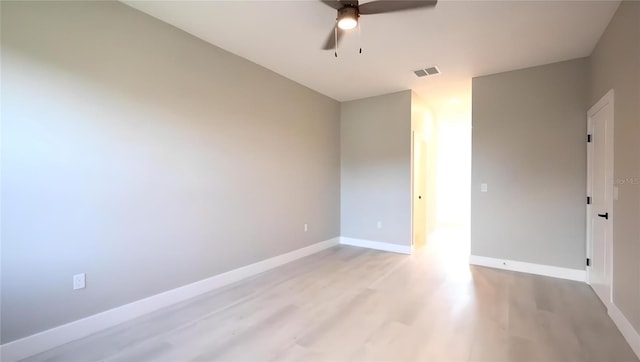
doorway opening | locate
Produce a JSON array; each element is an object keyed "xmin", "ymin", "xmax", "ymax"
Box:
[{"xmin": 412, "ymin": 94, "xmax": 471, "ymax": 258}]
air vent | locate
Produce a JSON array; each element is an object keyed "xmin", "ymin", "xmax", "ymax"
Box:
[
  {"xmin": 413, "ymin": 66, "xmax": 440, "ymax": 77},
  {"xmin": 413, "ymin": 69, "xmax": 428, "ymax": 77},
  {"xmin": 425, "ymin": 66, "xmax": 440, "ymax": 75}
]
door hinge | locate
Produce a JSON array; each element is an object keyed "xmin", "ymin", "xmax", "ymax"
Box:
[
  {"xmin": 587, "ymin": 134, "xmax": 592, "ymax": 143},
  {"xmin": 587, "ymin": 196, "xmax": 591, "ymax": 205},
  {"xmin": 586, "ymin": 258, "xmax": 591, "ymax": 267}
]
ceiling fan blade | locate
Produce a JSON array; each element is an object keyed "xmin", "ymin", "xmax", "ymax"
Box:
[
  {"xmin": 320, "ymin": 0, "xmax": 343, "ymax": 10},
  {"xmin": 322, "ymin": 26, "xmax": 344, "ymax": 50},
  {"xmin": 320, "ymin": 0, "xmax": 358, "ymax": 10},
  {"xmin": 359, "ymin": 0, "xmax": 437, "ymax": 15}
]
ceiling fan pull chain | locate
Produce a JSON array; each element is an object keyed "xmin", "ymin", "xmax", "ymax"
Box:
[
  {"xmin": 358, "ymin": 19, "xmax": 362, "ymax": 54},
  {"xmin": 334, "ymin": 25, "xmax": 338, "ymax": 58}
]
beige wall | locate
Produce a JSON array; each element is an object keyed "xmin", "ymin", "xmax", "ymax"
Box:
[
  {"xmin": 589, "ymin": 1, "xmax": 640, "ymax": 334},
  {"xmin": 340, "ymin": 91, "xmax": 412, "ymax": 246},
  {"xmin": 471, "ymin": 58, "xmax": 589, "ymax": 270},
  {"xmin": 1, "ymin": 1, "xmax": 340, "ymax": 343}
]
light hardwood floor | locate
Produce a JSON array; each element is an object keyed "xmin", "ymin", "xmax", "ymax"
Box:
[{"xmin": 24, "ymin": 230, "xmax": 638, "ymax": 362}]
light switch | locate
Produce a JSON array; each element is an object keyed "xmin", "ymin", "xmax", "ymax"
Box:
[{"xmin": 480, "ymin": 183, "xmax": 488, "ymax": 193}]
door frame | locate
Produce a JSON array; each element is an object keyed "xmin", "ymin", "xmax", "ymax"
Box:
[
  {"xmin": 411, "ymin": 130, "xmax": 415, "ymax": 249},
  {"xmin": 585, "ymin": 89, "xmax": 614, "ymax": 308}
]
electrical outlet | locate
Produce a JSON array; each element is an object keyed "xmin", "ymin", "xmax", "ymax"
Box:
[
  {"xmin": 480, "ymin": 183, "xmax": 488, "ymax": 192},
  {"xmin": 304, "ymin": 224, "xmax": 308, "ymax": 232},
  {"xmin": 73, "ymin": 273, "xmax": 86, "ymax": 290},
  {"xmin": 377, "ymin": 221, "xmax": 382, "ymax": 229}
]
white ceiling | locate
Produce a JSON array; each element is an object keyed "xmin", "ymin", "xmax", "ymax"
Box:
[{"xmin": 123, "ymin": 0, "xmax": 619, "ymax": 114}]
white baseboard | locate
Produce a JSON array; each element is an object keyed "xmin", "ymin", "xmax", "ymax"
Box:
[
  {"xmin": 340, "ymin": 237, "xmax": 412, "ymax": 255},
  {"xmin": 608, "ymin": 303, "xmax": 640, "ymax": 359},
  {"xmin": 0, "ymin": 237, "xmax": 340, "ymax": 362},
  {"xmin": 469, "ymin": 255, "xmax": 586, "ymax": 282}
]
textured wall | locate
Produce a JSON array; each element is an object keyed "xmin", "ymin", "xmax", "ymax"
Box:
[
  {"xmin": 471, "ymin": 58, "xmax": 589, "ymax": 270},
  {"xmin": 340, "ymin": 91, "xmax": 412, "ymax": 246},
  {"xmin": 1, "ymin": 1, "xmax": 340, "ymax": 343}
]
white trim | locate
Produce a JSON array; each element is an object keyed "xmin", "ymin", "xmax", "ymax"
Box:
[
  {"xmin": 411, "ymin": 129, "xmax": 415, "ymax": 249},
  {"xmin": 608, "ymin": 303, "xmax": 640, "ymax": 359},
  {"xmin": 340, "ymin": 237, "xmax": 412, "ymax": 255},
  {"xmin": 586, "ymin": 102, "xmax": 593, "ymax": 286},
  {"xmin": 0, "ymin": 237, "xmax": 340, "ymax": 362},
  {"xmin": 469, "ymin": 255, "xmax": 586, "ymax": 282}
]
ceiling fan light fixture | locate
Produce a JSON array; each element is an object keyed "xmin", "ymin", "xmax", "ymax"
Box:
[{"xmin": 337, "ymin": 7, "xmax": 358, "ymax": 30}]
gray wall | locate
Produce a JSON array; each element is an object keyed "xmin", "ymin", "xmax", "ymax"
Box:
[
  {"xmin": 590, "ymin": 1, "xmax": 640, "ymax": 334},
  {"xmin": 340, "ymin": 91, "xmax": 412, "ymax": 246},
  {"xmin": 1, "ymin": 1, "xmax": 340, "ymax": 343},
  {"xmin": 471, "ymin": 58, "xmax": 589, "ymax": 270}
]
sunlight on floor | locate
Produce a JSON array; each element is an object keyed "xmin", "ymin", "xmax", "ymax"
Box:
[{"xmin": 424, "ymin": 226, "xmax": 472, "ymax": 282}]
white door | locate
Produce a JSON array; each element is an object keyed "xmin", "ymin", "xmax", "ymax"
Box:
[{"xmin": 586, "ymin": 90, "xmax": 614, "ymax": 308}]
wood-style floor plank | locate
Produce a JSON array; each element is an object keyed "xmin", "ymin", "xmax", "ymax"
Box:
[{"xmin": 23, "ymin": 231, "xmax": 639, "ymax": 362}]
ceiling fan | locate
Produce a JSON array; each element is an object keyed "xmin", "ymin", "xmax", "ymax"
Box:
[{"xmin": 320, "ymin": 0, "xmax": 437, "ymax": 53}]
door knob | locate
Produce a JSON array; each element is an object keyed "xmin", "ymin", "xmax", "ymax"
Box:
[{"xmin": 597, "ymin": 212, "xmax": 609, "ymax": 220}]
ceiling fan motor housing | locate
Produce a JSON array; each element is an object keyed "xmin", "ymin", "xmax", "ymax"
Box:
[{"xmin": 337, "ymin": 6, "xmax": 359, "ymax": 29}]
